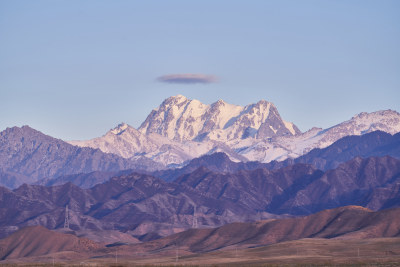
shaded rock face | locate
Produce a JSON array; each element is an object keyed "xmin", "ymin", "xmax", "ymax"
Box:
[
  {"xmin": 1, "ymin": 155, "xmax": 399, "ymax": 240},
  {"xmin": 0, "ymin": 173, "xmax": 269, "ymax": 239},
  {"xmin": 0, "ymin": 126, "xmax": 162, "ymax": 188},
  {"xmin": 175, "ymin": 164, "xmax": 322, "ymax": 212},
  {"xmin": 174, "ymin": 156, "xmax": 400, "ymax": 215},
  {"xmin": 270, "ymin": 156, "xmax": 400, "ymax": 214},
  {"xmin": 262, "ymin": 130, "xmax": 400, "ymax": 171},
  {"xmin": 256, "ymin": 104, "xmax": 301, "ymax": 139},
  {"xmin": 35, "ymin": 170, "xmax": 126, "ymax": 189},
  {"xmin": 292, "ymin": 130, "xmax": 400, "ymax": 170},
  {"xmin": 153, "ymin": 152, "xmax": 269, "ymax": 182}
]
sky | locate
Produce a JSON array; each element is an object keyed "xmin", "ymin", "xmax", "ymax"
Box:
[{"xmin": 1, "ymin": 0, "xmax": 399, "ymax": 140}]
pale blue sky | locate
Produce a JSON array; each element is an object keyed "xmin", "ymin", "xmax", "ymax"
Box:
[{"xmin": 1, "ymin": 0, "xmax": 399, "ymax": 140}]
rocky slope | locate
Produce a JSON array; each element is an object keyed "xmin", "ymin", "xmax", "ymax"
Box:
[
  {"xmin": 0, "ymin": 173, "xmax": 276, "ymax": 239},
  {"xmin": 0, "ymin": 226, "xmax": 102, "ymax": 260},
  {"xmin": 285, "ymin": 130, "xmax": 400, "ymax": 170},
  {"xmin": 153, "ymin": 152, "xmax": 267, "ymax": 182},
  {"xmin": 130, "ymin": 206, "xmax": 400, "ymax": 253},
  {"xmin": 175, "ymin": 156, "xmax": 400, "ymax": 215},
  {"xmin": 35, "ymin": 171, "xmax": 118, "ymax": 189},
  {"xmin": 274, "ymin": 156, "xmax": 400, "ymax": 214},
  {"xmin": 2, "ymin": 207, "xmax": 400, "ymax": 263},
  {"xmin": 0, "ymin": 126, "xmax": 162, "ymax": 188}
]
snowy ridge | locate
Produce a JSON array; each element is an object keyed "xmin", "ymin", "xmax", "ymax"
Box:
[
  {"xmin": 70, "ymin": 122, "xmax": 246, "ymax": 166},
  {"xmin": 68, "ymin": 95, "xmax": 400, "ymax": 166},
  {"xmin": 236, "ymin": 109, "xmax": 400, "ymax": 162}
]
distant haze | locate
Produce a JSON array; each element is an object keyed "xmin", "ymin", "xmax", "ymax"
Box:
[{"xmin": 1, "ymin": 0, "xmax": 399, "ymax": 140}]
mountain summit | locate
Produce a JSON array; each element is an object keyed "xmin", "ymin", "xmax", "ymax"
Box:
[
  {"xmin": 138, "ymin": 95, "xmax": 300, "ymax": 141},
  {"xmin": 68, "ymin": 96, "xmax": 400, "ymax": 166}
]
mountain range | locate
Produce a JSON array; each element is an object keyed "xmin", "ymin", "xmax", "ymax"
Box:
[
  {"xmin": 1, "ymin": 154, "xmax": 400, "ymax": 240},
  {"xmin": 1, "ymin": 95, "xmax": 399, "ymax": 189},
  {"xmin": 69, "ymin": 95, "xmax": 400, "ymax": 166},
  {"xmin": 1, "ymin": 95, "xmax": 400, "ymax": 264},
  {"xmin": 6, "ymin": 129, "xmax": 400, "ymax": 189}
]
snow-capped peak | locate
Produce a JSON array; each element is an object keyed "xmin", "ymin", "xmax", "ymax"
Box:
[
  {"xmin": 68, "ymin": 95, "xmax": 400, "ymax": 168},
  {"xmin": 139, "ymin": 95, "xmax": 300, "ymax": 141}
]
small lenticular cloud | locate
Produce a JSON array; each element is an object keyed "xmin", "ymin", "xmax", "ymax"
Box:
[{"xmin": 157, "ymin": 74, "xmax": 218, "ymax": 84}]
